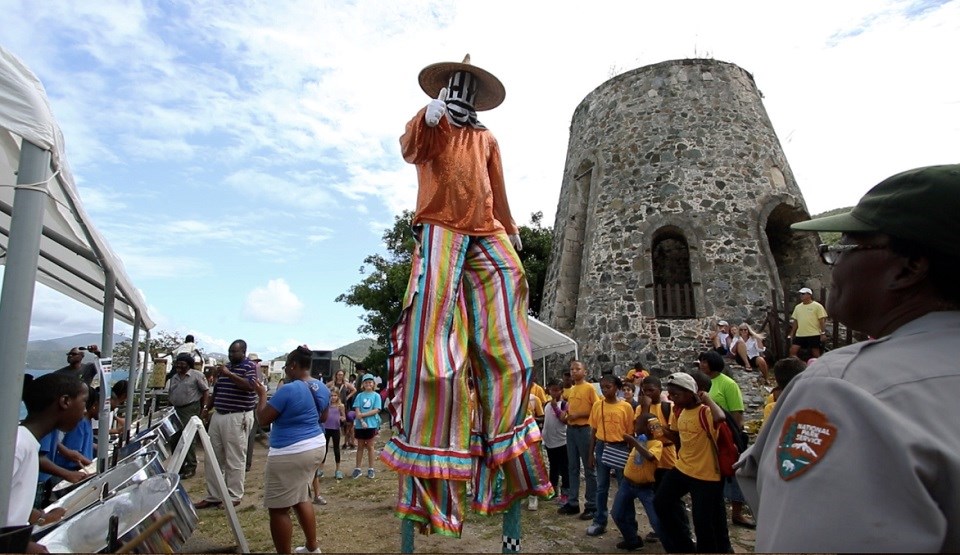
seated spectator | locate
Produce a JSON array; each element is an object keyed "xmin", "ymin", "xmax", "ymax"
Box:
[
  {"xmin": 729, "ymin": 323, "xmax": 770, "ymax": 381},
  {"xmin": 709, "ymin": 321, "xmax": 732, "ymax": 355}
]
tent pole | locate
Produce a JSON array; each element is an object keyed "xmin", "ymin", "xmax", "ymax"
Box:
[
  {"xmin": 139, "ymin": 330, "xmax": 151, "ymax": 415},
  {"xmin": 96, "ymin": 269, "xmax": 116, "ymax": 472},
  {"xmin": 125, "ymin": 314, "xmax": 141, "ymax": 438},
  {"xmin": 0, "ymin": 140, "xmax": 51, "ymax": 526}
]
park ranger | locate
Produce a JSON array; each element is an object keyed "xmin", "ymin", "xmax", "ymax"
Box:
[{"xmin": 738, "ymin": 164, "xmax": 960, "ymax": 552}]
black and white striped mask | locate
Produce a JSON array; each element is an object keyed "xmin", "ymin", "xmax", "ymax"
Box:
[{"xmin": 445, "ymin": 70, "xmax": 485, "ymax": 129}]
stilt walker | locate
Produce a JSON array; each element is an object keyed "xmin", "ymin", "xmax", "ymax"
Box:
[{"xmin": 381, "ymin": 54, "xmax": 552, "ymax": 552}]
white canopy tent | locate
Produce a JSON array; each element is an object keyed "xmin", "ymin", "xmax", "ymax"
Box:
[
  {"xmin": 528, "ymin": 316, "xmax": 578, "ymax": 384},
  {"xmin": 0, "ymin": 45, "xmax": 155, "ymax": 525}
]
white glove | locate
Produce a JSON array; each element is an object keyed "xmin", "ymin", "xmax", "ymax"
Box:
[
  {"xmin": 425, "ymin": 87, "xmax": 448, "ymax": 127},
  {"xmin": 509, "ymin": 233, "xmax": 523, "ymax": 252}
]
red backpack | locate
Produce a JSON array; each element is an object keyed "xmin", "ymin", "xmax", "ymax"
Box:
[{"xmin": 698, "ymin": 405, "xmax": 740, "ymax": 478}]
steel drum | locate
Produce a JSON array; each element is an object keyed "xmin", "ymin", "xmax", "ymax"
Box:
[
  {"xmin": 34, "ymin": 451, "xmax": 165, "ymax": 539},
  {"xmin": 117, "ymin": 429, "xmax": 173, "ymax": 461},
  {"xmin": 40, "ymin": 473, "xmax": 197, "ymax": 553},
  {"xmin": 50, "ymin": 459, "xmax": 99, "ymax": 496},
  {"xmin": 129, "ymin": 406, "xmax": 182, "ymax": 444}
]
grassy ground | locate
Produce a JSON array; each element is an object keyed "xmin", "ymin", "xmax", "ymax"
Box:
[{"xmin": 179, "ymin": 428, "xmax": 757, "ymax": 553}]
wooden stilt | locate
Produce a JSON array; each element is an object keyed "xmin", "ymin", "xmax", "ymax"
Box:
[
  {"xmin": 400, "ymin": 518, "xmax": 416, "ymax": 553},
  {"xmin": 501, "ymin": 500, "xmax": 522, "ymax": 553}
]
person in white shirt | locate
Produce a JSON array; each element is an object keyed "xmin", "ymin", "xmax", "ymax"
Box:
[{"xmin": 12, "ymin": 373, "xmax": 89, "ymax": 553}]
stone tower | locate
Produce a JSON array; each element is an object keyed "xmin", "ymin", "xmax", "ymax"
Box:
[{"xmin": 540, "ymin": 58, "xmax": 826, "ymax": 376}]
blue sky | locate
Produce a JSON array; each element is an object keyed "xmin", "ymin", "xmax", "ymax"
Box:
[{"xmin": 2, "ymin": 0, "xmax": 957, "ymax": 359}]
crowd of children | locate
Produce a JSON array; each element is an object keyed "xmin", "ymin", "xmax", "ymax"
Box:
[{"xmin": 528, "ymin": 355, "xmax": 802, "ymax": 552}]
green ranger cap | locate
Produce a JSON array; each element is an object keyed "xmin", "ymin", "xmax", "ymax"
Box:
[{"xmin": 792, "ymin": 164, "xmax": 960, "ymax": 257}]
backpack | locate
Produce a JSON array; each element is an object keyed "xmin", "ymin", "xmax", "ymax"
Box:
[
  {"xmin": 698, "ymin": 405, "xmax": 748, "ymax": 478},
  {"xmin": 721, "ymin": 408, "xmax": 750, "ymax": 454}
]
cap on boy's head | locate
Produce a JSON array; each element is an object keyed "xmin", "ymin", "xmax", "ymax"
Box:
[
  {"xmin": 718, "ymin": 320, "xmax": 728, "ymax": 326},
  {"xmin": 791, "ymin": 164, "xmax": 960, "ymax": 257},
  {"xmin": 664, "ymin": 372, "xmax": 697, "ymax": 395},
  {"xmin": 798, "ymin": 287, "xmax": 813, "ymax": 295},
  {"xmin": 362, "ymin": 373, "xmax": 376, "ymax": 383}
]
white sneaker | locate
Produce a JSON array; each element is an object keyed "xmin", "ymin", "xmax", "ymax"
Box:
[
  {"xmin": 294, "ymin": 547, "xmax": 322, "ymax": 553},
  {"xmin": 527, "ymin": 497, "xmax": 539, "ymax": 511}
]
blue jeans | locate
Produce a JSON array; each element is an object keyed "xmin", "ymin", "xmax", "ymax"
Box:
[
  {"xmin": 565, "ymin": 425, "xmax": 596, "ymax": 511},
  {"xmin": 593, "ymin": 441, "xmax": 623, "ymax": 527},
  {"xmin": 612, "ymin": 479, "xmax": 662, "ymax": 545}
]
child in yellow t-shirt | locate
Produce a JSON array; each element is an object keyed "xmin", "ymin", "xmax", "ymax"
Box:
[
  {"xmin": 653, "ymin": 372, "xmax": 731, "ymax": 553},
  {"xmin": 612, "ymin": 413, "xmax": 664, "ymax": 550},
  {"xmin": 761, "ymin": 357, "xmax": 807, "ymax": 429},
  {"xmin": 586, "ymin": 375, "xmax": 635, "ymax": 536}
]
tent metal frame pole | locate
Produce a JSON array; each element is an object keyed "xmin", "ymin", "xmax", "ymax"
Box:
[
  {"xmin": 0, "ymin": 140, "xmax": 51, "ymax": 526},
  {"xmin": 139, "ymin": 330, "xmax": 152, "ymax": 416},
  {"xmin": 125, "ymin": 313, "xmax": 141, "ymax": 437},
  {"xmin": 97, "ymin": 268, "xmax": 116, "ymax": 472}
]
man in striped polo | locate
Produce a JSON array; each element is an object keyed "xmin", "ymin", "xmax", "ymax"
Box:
[{"xmin": 195, "ymin": 339, "xmax": 258, "ymax": 508}]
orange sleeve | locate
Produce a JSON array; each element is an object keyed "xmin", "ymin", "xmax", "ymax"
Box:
[
  {"xmin": 486, "ymin": 137, "xmax": 518, "ymax": 234},
  {"xmin": 400, "ymin": 107, "xmax": 452, "ymax": 165}
]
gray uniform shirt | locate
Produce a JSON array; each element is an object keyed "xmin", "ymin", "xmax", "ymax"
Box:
[
  {"xmin": 738, "ymin": 311, "xmax": 960, "ymax": 552},
  {"xmin": 168, "ymin": 369, "xmax": 209, "ymax": 407}
]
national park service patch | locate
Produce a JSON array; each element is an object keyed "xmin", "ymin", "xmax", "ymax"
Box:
[{"xmin": 777, "ymin": 409, "xmax": 836, "ymax": 481}]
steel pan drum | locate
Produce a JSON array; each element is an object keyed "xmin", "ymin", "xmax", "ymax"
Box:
[
  {"xmin": 117, "ymin": 429, "xmax": 172, "ymax": 461},
  {"xmin": 40, "ymin": 473, "xmax": 197, "ymax": 553},
  {"xmin": 34, "ymin": 451, "xmax": 164, "ymax": 539},
  {"xmin": 130, "ymin": 406, "xmax": 182, "ymax": 444},
  {"xmin": 50, "ymin": 459, "xmax": 99, "ymax": 496}
]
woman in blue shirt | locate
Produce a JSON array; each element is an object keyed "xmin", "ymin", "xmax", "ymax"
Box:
[{"xmin": 254, "ymin": 346, "xmax": 326, "ymax": 554}]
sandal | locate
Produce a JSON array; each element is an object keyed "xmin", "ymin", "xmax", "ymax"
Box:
[
  {"xmin": 312, "ymin": 495, "xmax": 327, "ymax": 505},
  {"xmin": 732, "ymin": 516, "xmax": 756, "ymax": 529}
]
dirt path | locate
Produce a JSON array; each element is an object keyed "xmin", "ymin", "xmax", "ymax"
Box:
[{"xmin": 180, "ymin": 428, "xmax": 756, "ymax": 553}]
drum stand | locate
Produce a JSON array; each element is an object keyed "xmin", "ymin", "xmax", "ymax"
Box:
[{"xmin": 169, "ymin": 416, "xmax": 249, "ymax": 553}]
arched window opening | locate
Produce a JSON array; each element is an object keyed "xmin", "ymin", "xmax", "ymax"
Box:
[{"xmin": 652, "ymin": 227, "xmax": 695, "ymax": 318}]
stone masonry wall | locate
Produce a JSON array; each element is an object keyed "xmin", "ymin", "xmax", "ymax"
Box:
[{"xmin": 540, "ymin": 59, "xmax": 825, "ymax": 378}]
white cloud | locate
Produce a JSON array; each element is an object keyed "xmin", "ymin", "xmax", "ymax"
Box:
[{"xmin": 242, "ymin": 279, "xmax": 304, "ymax": 324}]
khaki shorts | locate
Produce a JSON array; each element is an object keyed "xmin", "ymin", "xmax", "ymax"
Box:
[{"xmin": 263, "ymin": 446, "xmax": 324, "ymax": 509}]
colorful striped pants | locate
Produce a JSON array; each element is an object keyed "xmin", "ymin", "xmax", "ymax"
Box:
[{"xmin": 381, "ymin": 224, "xmax": 552, "ymax": 537}]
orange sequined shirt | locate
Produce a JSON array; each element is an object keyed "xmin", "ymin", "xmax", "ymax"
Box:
[{"xmin": 400, "ymin": 108, "xmax": 518, "ymax": 235}]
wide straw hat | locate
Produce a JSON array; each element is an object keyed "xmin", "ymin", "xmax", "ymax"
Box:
[{"xmin": 418, "ymin": 54, "xmax": 505, "ymax": 111}]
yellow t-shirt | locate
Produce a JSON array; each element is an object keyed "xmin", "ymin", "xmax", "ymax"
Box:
[
  {"xmin": 589, "ymin": 399, "xmax": 634, "ymax": 442},
  {"xmin": 672, "ymin": 404, "xmax": 720, "ymax": 481},
  {"xmin": 566, "ymin": 382, "xmax": 599, "ymax": 426},
  {"xmin": 791, "ymin": 300, "xmax": 828, "ymax": 337},
  {"xmin": 624, "ymin": 438, "xmax": 663, "ymax": 485},
  {"xmin": 530, "ymin": 382, "xmax": 549, "ymax": 405},
  {"xmin": 527, "ymin": 394, "xmax": 544, "ymax": 418},
  {"xmin": 763, "ymin": 400, "xmax": 776, "ymax": 421},
  {"xmin": 637, "ymin": 403, "xmax": 678, "ymax": 470}
]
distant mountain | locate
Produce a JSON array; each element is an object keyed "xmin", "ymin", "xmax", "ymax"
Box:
[
  {"xmin": 332, "ymin": 338, "xmax": 377, "ymax": 362},
  {"xmin": 26, "ymin": 333, "xmax": 126, "ymax": 370},
  {"xmin": 810, "ymin": 206, "xmax": 853, "ymax": 246}
]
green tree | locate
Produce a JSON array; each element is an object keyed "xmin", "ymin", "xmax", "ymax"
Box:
[
  {"xmin": 337, "ymin": 211, "xmax": 554, "ymax": 372},
  {"xmin": 518, "ymin": 211, "xmax": 553, "ymax": 317},
  {"xmin": 112, "ymin": 330, "xmax": 193, "ymax": 370},
  {"xmin": 335, "ymin": 211, "xmax": 416, "ymax": 373}
]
